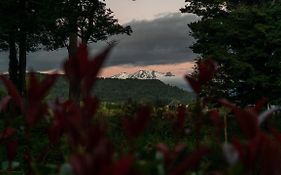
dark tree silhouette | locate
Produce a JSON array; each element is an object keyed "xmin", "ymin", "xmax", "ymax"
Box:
[
  {"xmin": 0, "ymin": 0, "xmax": 63, "ymax": 96},
  {"xmin": 0, "ymin": 0, "xmax": 131, "ymax": 99},
  {"xmin": 50, "ymin": 0, "xmax": 132, "ymax": 101},
  {"xmin": 181, "ymin": 0, "xmax": 281, "ymax": 105}
]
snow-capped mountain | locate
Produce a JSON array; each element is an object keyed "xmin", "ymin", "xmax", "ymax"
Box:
[
  {"xmin": 109, "ymin": 70, "xmax": 192, "ymax": 92},
  {"xmin": 130, "ymin": 70, "xmax": 162, "ymax": 79},
  {"xmin": 110, "ymin": 70, "xmax": 175, "ymax": 80},
  {"xmin": 110, "ymin": 72, "xmax": 130, "ymax": 79}
]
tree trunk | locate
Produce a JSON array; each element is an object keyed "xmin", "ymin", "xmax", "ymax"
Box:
[
  {"xmin": 18, "ymin": 0, "xmax": 27, "ymax": 97},
  {"xmin": 68, "ymin": 32, "xmax": 80, "ymax": 101},
  {"xmin": 19, "ymin": 32, "xmax": 27, "ymax": 97},
  {"xmin": 8, "ymin": 32, "xmax": 19, "ymax": 89}
]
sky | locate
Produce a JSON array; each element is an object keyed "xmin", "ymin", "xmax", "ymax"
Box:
[
  {"xmin": 106, "ymin": 0, "xmax": 187, "ymax": 23},
  {"xmin": 0, "ymin": 0, "xmax": 199, "ymax": 76}
]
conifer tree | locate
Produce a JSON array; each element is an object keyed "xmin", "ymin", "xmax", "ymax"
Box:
[{"xmin": 181, "ymin": 0, "xmax": 281, "ymax": 105}]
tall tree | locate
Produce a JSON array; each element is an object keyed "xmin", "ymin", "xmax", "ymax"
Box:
[
  {"xmin": 52, "ymin": 0, "xmax": 132, "ymax": 100},
  {"xmin": 181, "ymin": 0, "xmax": 281, "ymax": 105},
  {"xmin": 0, "ymin": 0, "xmax": 131, "ymax": 99},
  {"xmin": 0, "ymin": 0, "xmax": 20, "ymax": 90},
  {"xmin": 0, "ymin": 0, "xmax": 61, "ymax": 96}
]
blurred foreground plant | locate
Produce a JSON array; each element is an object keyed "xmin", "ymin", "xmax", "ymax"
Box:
[{"xmin": 0, "ymin": 45, "xmax": 280, "ymax": 175}]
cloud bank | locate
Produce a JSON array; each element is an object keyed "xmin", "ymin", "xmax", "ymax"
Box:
[
  {"xmin": 104, "ymin": 13, "xmax": 199, "ymax": 66},
  {"xmin": 0, "ymin": 13, "xmax": 199, "ymax": 72}
]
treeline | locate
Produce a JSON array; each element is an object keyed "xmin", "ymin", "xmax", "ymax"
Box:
[{"xmin": 49, "ymin": 77, "xmax": 194, "ymax": 104}]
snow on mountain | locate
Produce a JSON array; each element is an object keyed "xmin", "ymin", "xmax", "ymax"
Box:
[
  {"xmin": 130, "ymin": 70, "xmax": 159, "ymax": 79},
  {"xmin": 110, "ymin": 72, "xmax": 130, "ymax": 79},
  {"xmin": 109, "ymin": 70, "xmax": 191, "ymax": 92},
  {"xmin": 37, "ymin": 69, "xmax": 64, "ymax": 75},
  {"xmin": 110, "ymin": 70, "xmax": 174, "ymax": 80}
]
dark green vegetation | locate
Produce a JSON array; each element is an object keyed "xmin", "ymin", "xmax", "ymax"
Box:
[
  {"xmin": 181, "ymin": 0, "xmax": 281, "ymax": 105},
  {"xmin": 0, "ymin": 0, "xmax": 131, "ymax": 98},
  {"xmin": 1, "ymin": 0, "xmax": 281, "ymax": 174},
  {"xmin": 0, "ymin": 103, "xmax": 221, "ymax": 174},
  {"xmin": 49, "ymin": 76, "xmax": 194, "ymax": 104},
  {"xmin": 0, "ymin": 38, "xmax": 280, "ymax": 175}
]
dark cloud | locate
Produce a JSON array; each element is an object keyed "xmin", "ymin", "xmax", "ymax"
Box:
[
  {"xmin": 103, "ymin": 13, "xmax": 199, "ymax": 66},
  {"xmin": 0, "ymin": 48, "xmax": 68, "ymax": 72},
  {"xmin": 0, "ymin": 13, "xmax": 199, "ymax": 72}
]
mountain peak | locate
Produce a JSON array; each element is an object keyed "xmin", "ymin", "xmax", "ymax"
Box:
[
  {"xmin": 110, "ymin": 72, "xmax": 130, "ymax": 79},
  {"xmin": 110, "ymin": 70, "xmax": 175, "ymax": 80},
  {"xmin": 130, "ymin": 70, "xmax": 157, "ymax": 79}
]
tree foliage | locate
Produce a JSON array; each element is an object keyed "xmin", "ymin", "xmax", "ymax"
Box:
[
  {"xmin": 0, "ymin": 0, "xmax": 132, "ymax": 98},
  {"xmin": 0, "ymin": 0, "xmax": 49, "ymax": 95},
  {"xmin": 45, "ymin": 0, "xmax": 132, "ymax": 101},
  {"xmin": 44, "ymin": 0, "xmax": 132, "ymax": 48},
  {"xmin": 181, "ymin": 0, "xmax": 281, "ymax": 105}
]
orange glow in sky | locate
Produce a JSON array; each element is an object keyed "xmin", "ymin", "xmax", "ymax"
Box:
[
  {"xmin": 100, "ymin": 61, "xmax": 195, "ymax": 77},
  {"xmin": 106, "ymin": 0, "xmax": 186, "ymax": 24}
]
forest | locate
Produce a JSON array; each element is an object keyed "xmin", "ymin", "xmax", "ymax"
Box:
[
  {"xmin": 48, "ymin": 77, "xmax": 194, "ymax": 104},
  {"xmin": 0, "ymin": 0, "xmax": 281, "ymax": 175}
]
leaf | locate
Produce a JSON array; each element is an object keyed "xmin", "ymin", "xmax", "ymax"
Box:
[
  {"xmin": 28, "ymin": 72, "xmax": 58, "ymax": 101},
  {"xmin": 185, "ymin": 75, "xmax": 201, "ymax": 94},
  {"xmin": 37, "ymin": 73, "xmax": 58, "ymax": 99},
  {"xmin": 259, "ymin": 134, "xmax": 281, "ymax": 175},
  {"xmin": 27, "ymin": 72, "xmax": 40, "ymax": 100},
  {"xmin": 232, "ymin": 135, "xmax": 262, "ymax": 169},
  {"xmin": 157, "ymin": 143, "xmax": 171, "ymax": 164},
  {"xmin": 219, "ymin": 98, "xmax": 236, "ymax": 109},
  {"xmin": 209, "ymin": 110, "xmax": 222, "ymax": 127},
  {"xmin": 0, "ymin": 128, "xmax": 16, "ymax": 140},
  {"xmin": 254, "ymin": 97, "xmax": 267, "ymax": 113},
  {"xmin": 112, "ymin": 155, "xmax": 134, "ymax": 175},
  {"xmin": 82, "ymin": 97, "xmax": 99, "ymax": 120},
  {"xmin": 0, "ymin": 96, "xmax": 12, "ymax": 112},
  {"xmin": 220, "ymin": 99, "xmax": 259, "ymax": 139},
  {"xmin": 123, "ymin": 106, "xmax": 151, "ymax": 139},
  {"xmin": 70, "ymin": 155, "xmax": 87, "ymax": 175},
  {"xmin": 25, "ymin": 103, "xmax": 47, "ymax": 126},
  {"xmin": 78, "ymin": 44, "xmax": 89, "ymax": 77},
  {"xmin": 175, "ymin": 105, "xmax": 186, "ymax": 130},
  {"xmin": 48, "ymin": 119, "xmax": 62, "ymax": 145},
  {"xmin": 171, "ymin": 148, "xmax": 209, "ymax": 175},
  {"xmin": 82, "ymin": 46, "xmax": 113, "ymax": 97},
  {"xmin": 258, "ymin": 106, "xmax": 280, "ymax": 125},
  {"xmin": 6, "ymin": 140, "xmax": 18, "ymax": 162},
  {"xmin": 271, "ymin": 128, "xmax": 281, "ymax": 145},
  {"xmin": 198, "ymin": 59, "xmax": 217, "ymax": 83},
  {"xmin": 0, "ymin": 76, "xmax": 23, "ymax": 109},
  {"xmin": 234, "ymin": 108, "xmax": 259, "ymax": 139}
]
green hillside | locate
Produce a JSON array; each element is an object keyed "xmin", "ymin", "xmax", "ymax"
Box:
[{"xmin": 49, "ymin": 77, "xmax": 194, "ymax": 104}]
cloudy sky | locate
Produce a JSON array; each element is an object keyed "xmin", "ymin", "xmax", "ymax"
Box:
[{"xmin": 0, "ymin": 0, "xmax": 199, "ymax": 76}]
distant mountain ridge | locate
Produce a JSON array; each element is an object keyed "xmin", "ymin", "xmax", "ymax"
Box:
[
  {"xmin": 109, "ymin": 70, "xmax": 192, "ymax": 92},
  {"xmin": 0, "ymin": 69, "xmax": 191, "ymax": 92},
  {"xmin": 48, "ymin": 77, "xmax": 194, "ymax": 104},
  {"xmin": 110, "ymin": 70, "xmax": 175, "ymax": 79}
]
